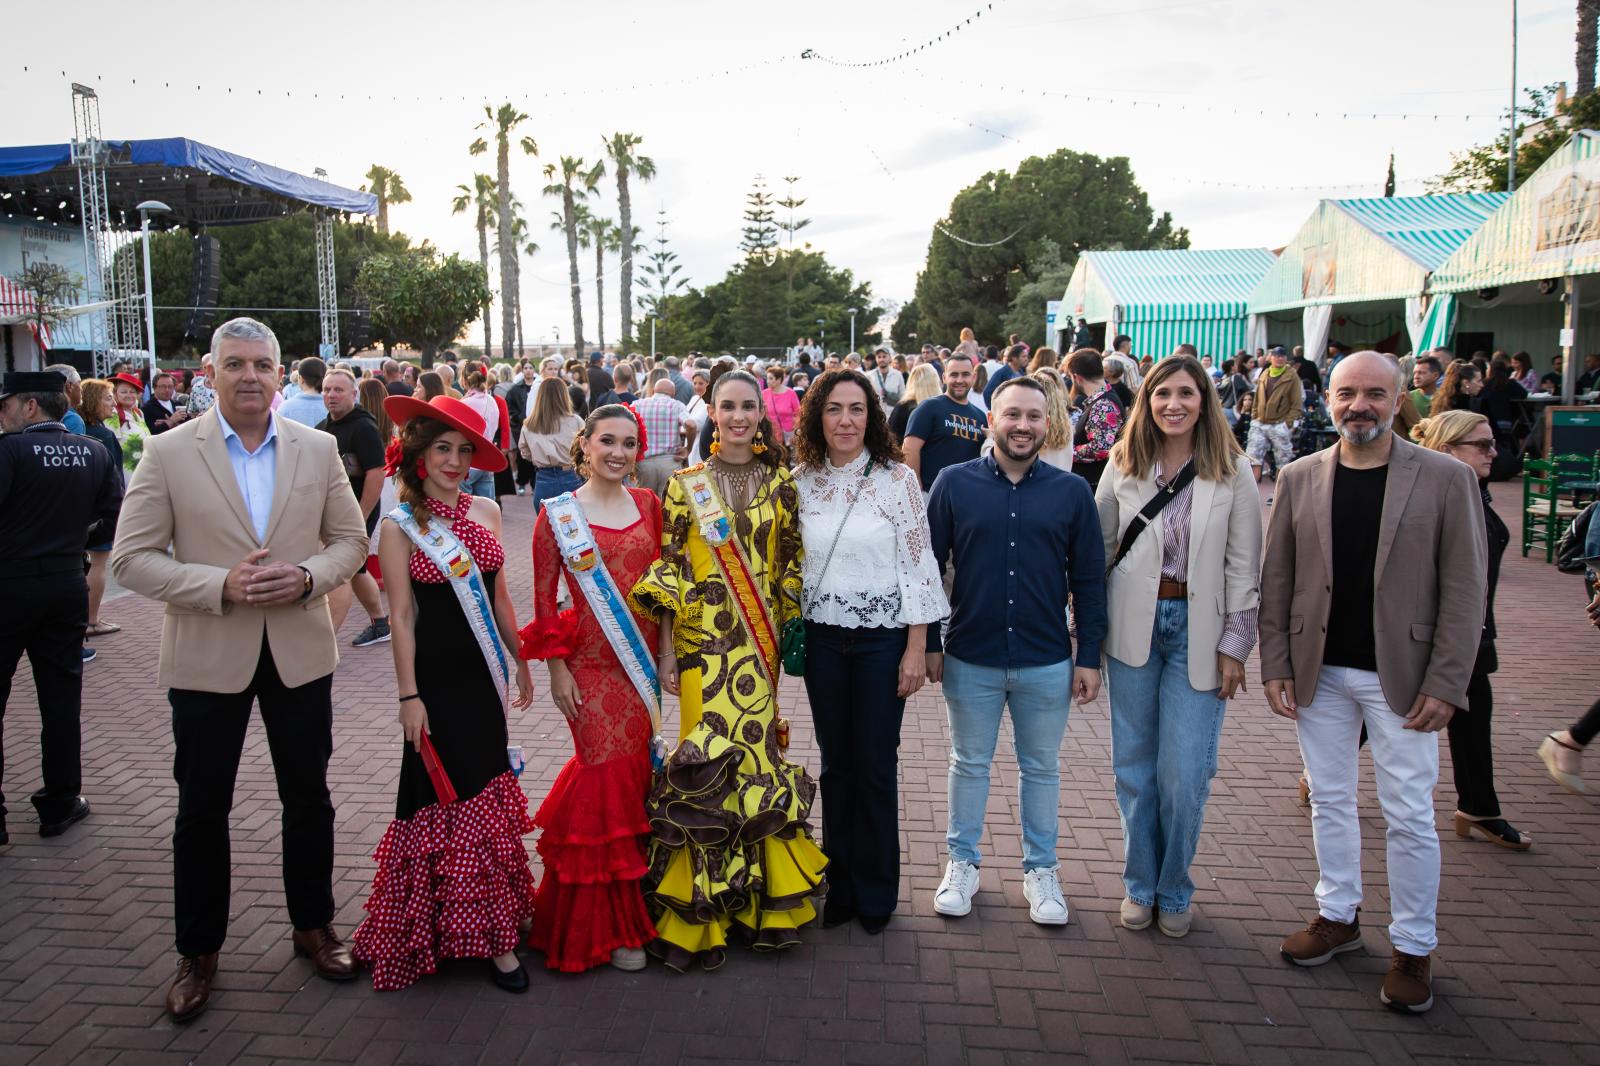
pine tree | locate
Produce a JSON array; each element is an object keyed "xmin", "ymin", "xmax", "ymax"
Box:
[
  {"xmin": 638, "ymin": 209, "xmax": 687, "ymax": 321},
  {"xmin": 776, "ymin": 175, "xmax": 811, "ymax": 246},
  {"xmin": 1384, "ymin": 152, "xmax": 1396, "ymax": 197},
  {"xmin": 739, "ymin": 175, "xmax": 780, "ymax": 265}
]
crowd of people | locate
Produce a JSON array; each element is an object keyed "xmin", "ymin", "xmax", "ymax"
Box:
[{"xmin": 0, "ymin": 313, "xmax": 1589, "ymax": 1027}]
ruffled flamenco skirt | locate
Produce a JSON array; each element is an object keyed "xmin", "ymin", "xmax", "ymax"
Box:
[
  {"xmin": 527, "ymin": 751, "xmax": 657, "ymax": 972},
  {"xmin": 352, "ymin": 771, "xmax": 539, "ymax": 991},
  {"xmin": 644, "ymin": 730, "xmax": 829, "ymax": 973}
]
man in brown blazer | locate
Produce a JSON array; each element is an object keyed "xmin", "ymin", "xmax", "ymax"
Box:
[
  {"xmin": 111, "ymin": 318, "xmax": 369, "ymax": 1022},
  {"xmin": 1258, "ymin": 350, "xmax": 1486, "ymax": 1015}
]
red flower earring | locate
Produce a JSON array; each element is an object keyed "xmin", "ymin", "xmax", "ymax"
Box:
[{"xmin": 416, "ymin": 458, "xmax": 428, "ymax": 480}]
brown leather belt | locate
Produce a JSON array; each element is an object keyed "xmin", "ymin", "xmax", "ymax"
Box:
[{"xmin": 1157, "ymin": 579, "xmax": 1188, "ymax": 600}]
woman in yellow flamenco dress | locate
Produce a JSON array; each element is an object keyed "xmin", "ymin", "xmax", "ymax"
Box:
[{"xmin": 629, "ymin": 370, "xmax": 828, "ymax": 972}]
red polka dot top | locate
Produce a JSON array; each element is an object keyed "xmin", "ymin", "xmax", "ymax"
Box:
[{"xmin": 407, "ymin": 494, "xmax": 505, "ymax": 584}]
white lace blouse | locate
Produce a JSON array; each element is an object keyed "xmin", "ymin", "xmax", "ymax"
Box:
[{"xmin": 795, "ymin": 453, "xmax": 951, "ymax": 629}]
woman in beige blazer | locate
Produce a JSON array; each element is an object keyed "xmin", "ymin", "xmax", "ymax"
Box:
[{"xmin": 1095, "ymin": 354, "xmax": 1262, "ymax": 939}]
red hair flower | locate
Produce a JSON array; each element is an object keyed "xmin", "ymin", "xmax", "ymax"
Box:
[
  {"xmin": 383, "ymin": 437, "xmax": 405, "ymax": 477},
  {"xmin": 621, "ymin": 402, "xmax": 648, "ymax": 460}
]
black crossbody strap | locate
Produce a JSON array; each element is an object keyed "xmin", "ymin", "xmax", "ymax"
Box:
[{"xmin": 1108, "ymin": 462, "xmax": 1198, "ymax": 572}]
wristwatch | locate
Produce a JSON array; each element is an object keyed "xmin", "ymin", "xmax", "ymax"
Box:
[{"xmin": 298, "ymin": 566, "xmax": 314, "ymax": 601}]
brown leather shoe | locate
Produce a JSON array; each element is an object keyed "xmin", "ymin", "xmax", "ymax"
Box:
[
  {"xmin": 291, "ymin": 925, "xmax": 357, "ymax": 981},
  {"xmin": 1380, "ymin": 950, "xmax": 1434, "ymax": 1013},
  {"xmin": 166, "ymin": 953, "xmax": 218, "ymax": 1023},
  {"xmin": 1280, "ymin": 914, "xmax": 1362, "ymax": 966}
]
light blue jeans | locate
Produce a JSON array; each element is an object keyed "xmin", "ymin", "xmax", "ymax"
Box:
[
  {"xmin": 1106, "ymin": 598, "xmax": 1225, "ymax": 913},
  {"xmin": 461, "ymin": 469, "xmax": 495, "ymax": 499},
  {"xmin": 944, "ymin": 655, "xmax": 1074, "ymax": 872}
]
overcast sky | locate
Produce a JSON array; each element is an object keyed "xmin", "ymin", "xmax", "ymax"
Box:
[{"xmin": 1, "ymin": 0, "xmax": 1582, "ymax": 348}]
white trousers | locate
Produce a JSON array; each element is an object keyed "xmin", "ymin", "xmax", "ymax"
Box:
[{"xmin": 1296, "ymin": 665, "xmax": 1441, "ymax": 956}]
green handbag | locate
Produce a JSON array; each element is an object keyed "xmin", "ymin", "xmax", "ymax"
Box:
[{"xmin": 784, "ymin": 460, "xmax": 873, "ymax": 677}]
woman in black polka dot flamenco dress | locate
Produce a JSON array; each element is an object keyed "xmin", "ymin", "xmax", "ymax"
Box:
[{"xmin": 353, "ymin": 396, "xmax": 538, "ymax": 992}]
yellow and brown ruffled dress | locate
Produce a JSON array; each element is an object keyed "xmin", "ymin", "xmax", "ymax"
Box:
[{"xmin": 628, "ymin": 465, "xmax": 827, "ymax": 972}]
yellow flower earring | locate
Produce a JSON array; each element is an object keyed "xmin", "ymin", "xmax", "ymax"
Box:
[
  {"xmin": 752, "ymin": 429, "xmax": 768, "ymax": 455},
  {"xmin": 709, "ymin": 426, "xmax": 721, "ymax": 456}
]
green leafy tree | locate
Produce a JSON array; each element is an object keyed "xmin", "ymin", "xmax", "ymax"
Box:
[
  {"xmin": 471, "ymin": 104, "xmax": 538, "ymax": 362},
  {"xmin": 451, "ymin": 173, "xmax": 498, "ymax": 359},
  {"xmin": 910, "ymin": 149, "xmax": 1185, "ymax": 344},
  {"xmin": 356, "ymin": 250, "xmax": 491, "ymax": 365},
  {"xmin": 1580, "ymin": 0, "xmax": 1597, "ymax": 98},
  {"xmin": 544, "ymin": 156, "xmax": 605, "ymax": 358},
  {"xmin": 889, "ymin": 296, "xmax": 921, "ymax": 352},
  {"xmin": 603, "ymin": 132, "xmax": 655, "ymax": 350},
  {"xmin": 1001, "ymin": 239, "xmax": 1076, "ymax": 349},
  {"xmin": 1433, "ymin": 84, "xmax": 1600, "ymax": 192},
  {"xmin": 362, "ymin": 165, "xmax": 412, "ymax": 236},
  {"xmin": 145, "ymin": 216, "xmax": 412, "ymax": 359}
]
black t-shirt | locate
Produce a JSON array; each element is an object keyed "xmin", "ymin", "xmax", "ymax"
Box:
[
  {"xmin": 888, "ymin": 399, "xmax": 916, "ymax": 442},
  {"xmin": 317, "ymin": 408, "xmax": 386, "ymax": 520},
  {"xmin": 905, "ymin": 395, "xmax": 986, "ymax": 491},
  {"xmin": 1323, "ymin": 462, "xmax": 1388, "ymax": 671},
  {"xmin": 386, "ymin": 379, "xmax": 413, "ymax": 397},
  {"xmin": 588, "ymin": 365, "xmax": 614, "ymax": 398}
]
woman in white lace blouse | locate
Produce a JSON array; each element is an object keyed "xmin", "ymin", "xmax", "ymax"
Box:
[{"xmin": 792, "ymin": 369, "xmax": 950, "ymax": 935}]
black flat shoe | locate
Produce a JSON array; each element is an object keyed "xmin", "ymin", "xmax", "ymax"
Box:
[
  {"xmin": 0, "ymin": 824, "xmax": 8, "ymax": 846},
  {"xmin": 858, "ymin": 913, "xmax": 891, "ymax": 935},
  {"xmin": 39, "ymin": 798, "xmax": 89, "ymax": 838},
  {"xmin": 822, "ymin": 899, "xmax": 857, "ymax": 929},
  {"xmin": 489, "ymin": 958, "xmax": 529, "ymax": 993}
]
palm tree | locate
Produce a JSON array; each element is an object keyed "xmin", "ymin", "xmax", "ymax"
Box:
[
  {"xmin": 1581, "ymin": 0, "xmax": 1598, "ymax": 97},
  {"xmin": 604, "ymin": 133, "xmax": 655, "ymax": 350},
  {"xmin": 505, "ymin": 204, "xmax": 542, "ymax": 360},
  {"xmin": 470, "ymin": 104, "xmax": 538, "ymax": 362},
  {"xmin": 543, "ymin": 156, "xmax": 605, "ymax": 362},
  {"xmin": 363, "ymin": 165, "xmax": 412, "ymax": 236},
  {"xmin": 578, "ymin": 211, "xmax": 620, "ymax": 354},
  {"xmin": 452, "ymin": 173, "xmax": 498, "ymax": 360}
]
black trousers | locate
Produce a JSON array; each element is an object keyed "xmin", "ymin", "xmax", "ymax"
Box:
[
  {"xmin": 0, "ymin": 571, "xmax": 87, "ymax": 826},
  {"xmin": 802, "ymin": 622, "xmax": 908, "ymax": 917},
  {"xmin": 515, "ymin": 455, "xmax": 535, "ymax": 489},
  {"xmin": 1448, "ymin": 669, "xmax": 1501, "ymax": 818},
  {"xmin": 168, "ymin": 638, "xmax": 335, "ymax": 956},
  {"xmin": 1570, "ymin": 695, "xmax": 1600, "ymax": 747}
]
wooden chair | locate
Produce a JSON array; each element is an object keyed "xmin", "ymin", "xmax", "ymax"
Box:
[{"xmin": 1523, "ymin": 457, "xmax": 1584, "ymax": 561}]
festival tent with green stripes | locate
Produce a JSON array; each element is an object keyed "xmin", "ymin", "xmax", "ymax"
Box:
[
  {"xmin": 1060, "ymin": 248, "xmax": 1275, "ymax": 361},
  {"xmin": 1431, "ymin": 129, "xmax": 1600, "ymax": 388},
  {"xmin": 1245, "ymin": 193, "xmax": 1506, "ymax": 363}
]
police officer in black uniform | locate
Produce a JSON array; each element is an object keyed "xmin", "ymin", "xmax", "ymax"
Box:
[{"xmin": 0, "ymin": 370, "xmax": 123, "ymax": 846}]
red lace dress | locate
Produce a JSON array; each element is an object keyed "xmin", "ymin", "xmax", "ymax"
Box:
[
  {"xmin": 519, "ymin": 485, "xmax": 662, "ymax": 971},
  {"xmin": 353, "ymin": 495, "xmax": 538, "ymax": 990}
]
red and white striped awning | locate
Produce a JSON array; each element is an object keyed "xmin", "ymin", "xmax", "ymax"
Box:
[{"xmin": 0, "ymin": 276, "xmax": 52, "ymax": 350}]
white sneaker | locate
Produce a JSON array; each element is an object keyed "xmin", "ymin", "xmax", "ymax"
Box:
[
  {"xmin": 1022, "ymin": 867, "xmax": 1069, "ymax": 926},
  {"xmin": 610, "ymin": 947, "xmax": 647, "ymax": 972},
  {"xmin": 933, "ymin": 860, "xmax": 980, "ymax": 917}
]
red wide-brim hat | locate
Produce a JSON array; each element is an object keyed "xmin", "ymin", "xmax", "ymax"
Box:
[
  {"xmin": 112, "ymin": 373, "xmax": 144, "ymax": 391},
  {"xmin": 383, "ymin": 394, "xmax": 508, "ymax": 472}
]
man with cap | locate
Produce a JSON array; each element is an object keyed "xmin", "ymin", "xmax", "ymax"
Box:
[
  {"xmin": 0, "ymin": 370, "xmax": 123, "ymax": 847},
  {"xmin": 1247, "ymin": 345, "xmax": 1304, "ymax": 483},
  {"xmin": 111, "ymin": 317, "xmax": 369, "ymax": 1022},
  {"xmin": 587, "ymin": 351, "xmax": 614, "ymax": 400}
]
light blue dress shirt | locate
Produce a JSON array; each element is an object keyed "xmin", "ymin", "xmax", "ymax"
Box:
[
  {"xmin": 277, "ymin": 390, "xmax": 328, "ymax": 427},
  {"xmin": 215, "ymin": 408, "xmax": 279, "ymax": 542}
]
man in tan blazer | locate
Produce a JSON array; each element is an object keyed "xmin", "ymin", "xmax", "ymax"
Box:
[
  {"xmin": 111, "ymin": 318, "xmax": 368, "ymax": 1023},
  {"xmin": 1258, "ymin": 351, "xmax": 1486, "ymax": 1015}
]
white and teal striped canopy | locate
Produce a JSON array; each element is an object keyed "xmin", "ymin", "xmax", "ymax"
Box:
[
  {"xmin": 1248, "ymin": 193, "xmax": 1506, "ymax": 314},
  {"xmin": 1433, "ymin": 130, "xmax": 1600, "ymax": 293},
  {"xmin": 1062, "ymin": 248, "xmax": 1275, "ymax": 359}
]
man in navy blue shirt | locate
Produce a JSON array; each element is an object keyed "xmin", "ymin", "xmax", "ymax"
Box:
[
  {"xmin": 903, "ymin": 351, "xmax": 985, "ymax": 493},
  {"xmin": 982, "ymin": 343, "xmax": 1027, "ymax": 407},
  {"xmin": 924, "ymin": 376, "xmax": 1107, "ymax": 927}
]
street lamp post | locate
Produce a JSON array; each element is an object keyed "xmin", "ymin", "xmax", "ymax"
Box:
[
  {"xmin": 816, "ymin": 318, "xmax": 825, "ymax": 354},
  {"xmin": 847, "ymin": 307, "xmax": 858, "ymax": 354},
  {"xmin": 136, "ymin": 200, "xmax": 171, "ymax": 370},
  {"xmin": 650, "ymin": 316, "xmax": 656, "ymax": 362}
]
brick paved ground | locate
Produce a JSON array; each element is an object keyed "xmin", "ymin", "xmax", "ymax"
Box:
[{"xmin": 1, "ymin": 490, "xmax": 1597, "ymax": 1065}]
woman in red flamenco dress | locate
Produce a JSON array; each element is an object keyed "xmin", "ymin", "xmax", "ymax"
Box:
[
  {"xmin": 352, "ymin": 396, "xmax": 539, "ymax": 993},
  {"xmin": 521, "ymin": 403, "xmax": 662, "ymax": 972}
]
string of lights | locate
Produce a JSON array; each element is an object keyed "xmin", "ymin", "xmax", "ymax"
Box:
[{"xmin": 802, "ymin": 2, "xmax": 1006, "ymax": 68}]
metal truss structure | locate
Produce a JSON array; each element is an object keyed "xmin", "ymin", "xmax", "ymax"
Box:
[{"xmin": 311, "ymin": 170, "xmax": 339, "ymax": 358}]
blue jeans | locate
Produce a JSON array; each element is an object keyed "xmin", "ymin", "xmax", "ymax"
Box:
[
  {"xmin": 943, "ymin": 655, "xmax": 1073, "ymax": 871},
  {"xmin": 1105, "ymin": 598, "xmax": 1225, "ymax": 913},
  {"xmin": 533, "ymin": 467, "xmax": 582, "ymax": 513},
  {"xmin": 461, "ymin": 469, "xmax": 495, "ymax": 499}
]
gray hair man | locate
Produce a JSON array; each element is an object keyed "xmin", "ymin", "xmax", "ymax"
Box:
[
  {"xmin": 1259, "ymin": 351, "xmax": 1486, "ymax": 1014},
  {"xmin": 43, "ymin": 363, "xmax": 85, "ymax": 433},
  {"xmin": 111, "ymin": 317, "xmax": 369, "ymax": 1022}
]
